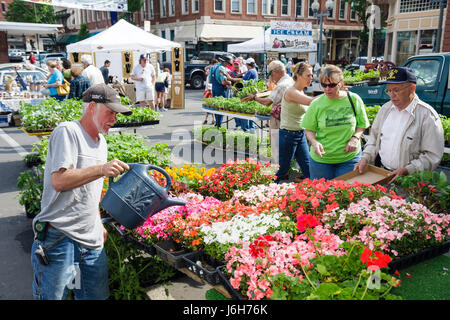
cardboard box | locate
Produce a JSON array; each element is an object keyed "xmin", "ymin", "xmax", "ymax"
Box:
[{"xmin": 334, "ymin": 164, "xmax": 391, "ymax": 185}]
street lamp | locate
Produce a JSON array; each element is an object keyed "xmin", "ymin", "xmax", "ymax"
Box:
[{"xmin": 312, "ymin": 0, "xmax": 335, "ymax": 68}]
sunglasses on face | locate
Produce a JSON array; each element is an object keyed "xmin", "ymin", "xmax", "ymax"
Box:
[{"xmin": 321, "ymin": 82, "xmax": 338, "ymax": 88}]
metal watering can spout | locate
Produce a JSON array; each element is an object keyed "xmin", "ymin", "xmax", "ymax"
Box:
[{"xmin": 100, "ymin": 163, "xmax": 186, "ymax": 229}]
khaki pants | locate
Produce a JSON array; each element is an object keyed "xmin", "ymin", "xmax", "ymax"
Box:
[{"xmin": 269, "ymin": 116, "xmax": 280, "ymax": 165}]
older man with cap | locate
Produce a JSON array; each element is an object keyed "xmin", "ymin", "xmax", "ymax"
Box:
[
  {"xmin": 131, "ymin": 54, "xmax": 157, "ymax": 110},
  {"xmin": 80, "ymin": 54, "xmax": 105, "ymax": 86},
  {"xmin": 209, "ymin": 55, "xmax": 233, "ymax": 127},
  {"xmin": 243, "ymin": 60, "xmax": 294, "ymax": 164},
  {"xmin": 354, "ymin": 67, "xmax": 444, "ymax": 183},
  {"xmin": 31, "ymin": 83, "xmax": 132, "ymax": 300}
]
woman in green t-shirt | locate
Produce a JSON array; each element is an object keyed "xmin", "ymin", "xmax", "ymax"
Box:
[{"xmin": 301, "ymin": 65, "xmax": 370, "ymax": 180}]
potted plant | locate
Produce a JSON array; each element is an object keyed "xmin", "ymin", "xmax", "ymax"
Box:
[{"xmin": 17, "ymin": 165, "xmax": 44, "ymax": 218}]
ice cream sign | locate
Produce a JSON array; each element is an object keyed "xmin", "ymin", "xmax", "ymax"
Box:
[{"xmin": 270, "ymin": 21, "xmax": 316, "ymax": 52}]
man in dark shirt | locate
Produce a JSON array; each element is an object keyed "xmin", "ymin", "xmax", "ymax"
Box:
[
  {"xmin": 100, "ymin": 60, "xmax": 110, "ymax": 84},
  {"xmin": 68, "ymin": 66, "xmax": 91, "ymax": 100}
]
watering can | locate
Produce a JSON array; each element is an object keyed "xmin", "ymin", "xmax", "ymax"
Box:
[{"xmin": 100, "ymin": 163, "xmax": 186, "ymax": 229}]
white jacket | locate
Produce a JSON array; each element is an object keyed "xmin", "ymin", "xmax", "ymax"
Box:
[{"xmin": 362, "ymin": 94, "xmax": 444, "ymax": 174}]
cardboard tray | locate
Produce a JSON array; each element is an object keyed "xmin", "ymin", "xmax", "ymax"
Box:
[{"xmin": 334, "ymin": 164, "xmax": 391, "ymax": 185}]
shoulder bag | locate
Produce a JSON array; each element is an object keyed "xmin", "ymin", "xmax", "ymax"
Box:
[
  {"xmin": 346, "ymin": 91, "xmax": 357, "ymax": 117},
  {"xmin": 57, "ymin": 79, "xmax": 70, "ymax": 96}
]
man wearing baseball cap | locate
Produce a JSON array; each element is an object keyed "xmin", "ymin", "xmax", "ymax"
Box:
[
  {"xmin": 354, "ymin": 67, "xmax": 444, "ymax": 183},
  {"xmin": 31, "ymin": 83, "xmax": 132, "ymax": 300},
  {"xmin": 131, "ymin": 54, "xmax": 157, "ymax": 110},
  {"xmin": 209, "ymin": 55, "xmax": 233, "ymax": 127}
]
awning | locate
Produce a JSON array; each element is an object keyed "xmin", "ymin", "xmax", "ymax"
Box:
[
  {"xmin": 175, "ymin": 24, "xmax": 264, "ymax": 42},
  {"xmin": 57, "ymin": 32, "xmax": 100, "ymax": 45},
  {"xmin": 0, "ymin": 21, "xmax": 63, "ymax": 35}
]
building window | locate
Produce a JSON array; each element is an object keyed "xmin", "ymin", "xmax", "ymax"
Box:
[
  {"xmin": 87, "ymin": 10, "xmax": 91, "ymax": 22},
  {"xmin": 295, "ymin": 0, "xmax": 302, "ymax": 17},
  {"xmin": 170, "ymin": 29, "xmax": 175, "ymax": 41},
  {"xmin": 231, "ymin": 0, "xmax": 241, "ymax": 13},
  {"xmin": 350, "ymin": 1, "xmax": 356, "ymax": 20},
  {"xmin": 399, "ymin": 0, "xmax": 443, "ymax": 13},
  {"xmin": 161, "ymin": 30, "xmax": 167, "ymax": 62},
  {"xmin": 214, "ymin": 0, "xmax": 225, "ymax": 12},
  {"xmin": 149, "ymin": 0, "xmax": 154, "ymax": 19},
  {"xmin": 327, "ymin": 1, "xmax": 335, "ymax": 19},
  {"xmin": 282, "ymin": 0, "xmax": 290, "ymax": 16},
  {"xmin": 339, "ymin": 0, "xmax": 347, "ymax": 20},
  {"xmin": 247, "ymin": 0, "xmax": 256, "ymax": 14},
  {"xmin": 169, "ymin": 0, "xmax": 175, "ymax": 16},
  {"xmin": 181, "ymin": 0, "xmax": 189, "ymax": 14},
  {"xmin": 192, "ymin": 0, "xmax": 199, "ymax": 12},
  {"xmin": 262, "ymin": 0, "xmax": 275, "ymax": 15},
  {"xmin": 308, "ymin": 0, "xmax": 315, "ymax": 17},
  {"xmin": 396, "ymin": 31, "xmax": 417, "ymax": 65},
  {"xmin": 161, "ymin": 0, "xmax": 167, "ymax": 17},
  {"xmin": 1, "ymin": 2, "xmax": 6, "ymax": 13}
]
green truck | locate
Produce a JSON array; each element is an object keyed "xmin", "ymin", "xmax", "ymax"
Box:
[{"xmin": 349, "ymin": 53, "xmax": 450, "ymax": 117}]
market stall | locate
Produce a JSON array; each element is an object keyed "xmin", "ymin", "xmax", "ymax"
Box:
[{"xmin": 66, "ymin": 19, "xmax": 180, "ymax": 82}]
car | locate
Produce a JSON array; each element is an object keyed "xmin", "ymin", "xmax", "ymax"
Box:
[
  {"xmin": 345, "ymin": 56, "xmax": 384, "ymax": 71},
  {"xmin": 35, "ymin": 52, "xmax": 67, "ymax": 64},
  {"xmin": 0, "ymin": 63, "xmax": 49, "ymax": 88},
  {"xmin": 8, "ymin": 49, "xmax": 25, "ymax": 56}
]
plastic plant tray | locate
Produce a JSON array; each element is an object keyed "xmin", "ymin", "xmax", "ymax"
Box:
[
  {"xmin": 182, "ymin": 252, "xmax": 224, "ymax": 286},
  {"xmin": 127, "ymin": 234, "xmax": 157, "ymax": 256},
  {"xmin": 153, "ymin": 239, "xmax": 196, "ymax": 269},
  {"xmin": 216, "ymin": 266, "xmax": 246, "ymax": 300},
  {"xmin": 388, "ymin": 239, "xmax": 450, "ymax": 272}
]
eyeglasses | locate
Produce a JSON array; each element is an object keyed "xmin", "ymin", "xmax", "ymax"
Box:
[
  {"xmin": 320, "ymin": 82, "xmax": 338, "ymax": 88},
  {"xmin": 384, "ymin": 86, "xmax": 409, "ymax": 95}
]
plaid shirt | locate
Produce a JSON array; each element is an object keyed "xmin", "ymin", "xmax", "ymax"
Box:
[{"xmin": 68, "ymin": 75, "xmax": 91, "ymax": 100}]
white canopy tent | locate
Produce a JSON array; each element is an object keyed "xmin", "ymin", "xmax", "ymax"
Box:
[
  {"xmin": 66, "ymin": 19, "xmax": 181, "ymax": 81},
  {"xmin": 227, "ymin": 28, "xmax": 318, "ymax": 53}
]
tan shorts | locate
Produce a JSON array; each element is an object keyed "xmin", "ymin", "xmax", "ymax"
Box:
[{"xmin": 136, "ymin": 88, "xmax": 154, "ymax": 102}]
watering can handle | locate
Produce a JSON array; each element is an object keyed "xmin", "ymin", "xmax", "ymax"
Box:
[
  {"xmin": 145, "ymin": 164, "xmax": 172, "ymax": 192},
  {"xmin": 107, "ymin": 164, "xmax": 172, "ymax": 192}
]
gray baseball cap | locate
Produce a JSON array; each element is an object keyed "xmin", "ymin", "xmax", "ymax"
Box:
[{"xmin": 82, "ymin": 83, "xmax": 132, "ymax": 116}]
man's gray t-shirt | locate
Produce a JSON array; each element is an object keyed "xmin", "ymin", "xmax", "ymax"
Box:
[{"xmin": 33, "ymin": 121, "xmax": 107, "ymax": 250}]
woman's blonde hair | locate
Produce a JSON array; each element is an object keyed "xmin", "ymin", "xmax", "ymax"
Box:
[
  {"xmin": 46, "ymin": 60, "xmax": 57, "ymax": 69},
  {"xmin": 292, "ymin": 62, "xmax": 312, "ymax": 81},
  {"xmin": 319, "ymin": 65, "xmax": 345, "ymax": 88}
]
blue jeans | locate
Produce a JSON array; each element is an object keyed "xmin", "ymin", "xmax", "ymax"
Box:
[
  {"xmin": 240, "ymin": 120, "xmax": 255, "ymax": 132},
  {"xmin": 276, "ymin": 129, "xmax": 310, "ymax": 183},
  {"xmin": 309, "ymin": 150, "xmax": 362, "ymax": 180},
  {"xmin": 31, "ymin": 227, "xmax": 109, "ymax": 300}
]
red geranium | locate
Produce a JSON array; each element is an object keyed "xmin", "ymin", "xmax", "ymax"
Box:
[
  {"xmin": 296, "ymin": 214, "xmax": 320, "ymax": 232},
  {"xmin": 360, "ymin": 246, "xmax": 392, "ymax": 270}
]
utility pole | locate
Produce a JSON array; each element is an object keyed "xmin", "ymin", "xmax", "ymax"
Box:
[{"xmin": 432, "ymin": 0, "xmax": 446, "ymax": 53}]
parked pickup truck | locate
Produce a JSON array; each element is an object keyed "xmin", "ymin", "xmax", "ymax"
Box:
[
  {"xmin": 349, "ymin": 53, "xmax": 450, "ymax": 117},
  {"xmin": 163, "ymin": 51, "xmax": 236, "ymax": 90}
]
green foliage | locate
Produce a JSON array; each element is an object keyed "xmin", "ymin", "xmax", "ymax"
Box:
[
  {"xmin": 196, "ymin": 125, "xmax": 270, "ymax": 158},
  {"xmin": 364, "ymin": 104, "xmax": 381, "ymax": 126},
  {"xmin": 17, "ymin": 164, "xmax": 44, "ymax": 217},
  {"xmin": 5, "ymin": 0, "xmax": 56, "ymax": 23},
  {"xmin": 269, "ymin": 242, "xmax": 402, "ymax": 300},
  {"xmin": 105, "ymin": 133, "xmax": 172, "ymax": 168},
  {"xmin": 440, "ymin": 115, "xmax": 450, "ymax": 143},
  {"xmin": 203, "ymin": 96, "xmax": 269, "ymax": 115},
  {"xmin": 234, "ymin": 79, "xmax": 267, "ymax": 99},
  {"xmin": 77, "ymin": 23, "xmax": 90, "ymax": 42},
  {"xmin": 104, "ymin": 224, "xmax": 177, "ymax": 300},
  {"xmin": 344, "ymin": 69, "xmax": 380, "ymax": 84},
  {"xmin": 115, "ymin": 107, "xmax": 161, "ymax": 125},
  {"xmin": 392, "ymin": 171, "xmax": 450, "ymax": 214},
  {"xmin": 19, "ymin": 98, "xmax": 83, "ymax": 132}
]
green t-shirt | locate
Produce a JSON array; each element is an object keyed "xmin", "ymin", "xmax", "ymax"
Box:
[{"xmin": 301, "ymin": 92, "xmax": 369, "ymax": 164}]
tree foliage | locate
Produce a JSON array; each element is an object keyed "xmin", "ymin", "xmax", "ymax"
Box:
[
  {"xmin": 5, "ymin": 0, "xmax": 57, "ymax": 23},
  {"xmin": 77, "ymin": 23, "xmax": 90, "ymax": 42}
]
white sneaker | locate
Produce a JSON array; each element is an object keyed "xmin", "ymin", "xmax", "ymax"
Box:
[{"xmin": 159, "ymin": 107, "xmax": 168, "ymax": 112}]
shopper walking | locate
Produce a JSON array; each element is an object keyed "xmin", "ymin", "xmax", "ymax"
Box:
[
  {"xmin": 67, "ymin": 66, "xmax": 91, "ymax": 100},
  {"xmin": 155, "ymin": 68, "xmax": 171, "ymax": 112},
  {"xmin": 131, "ymin": 54, "xmax": 156, "ymax": 110}
]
